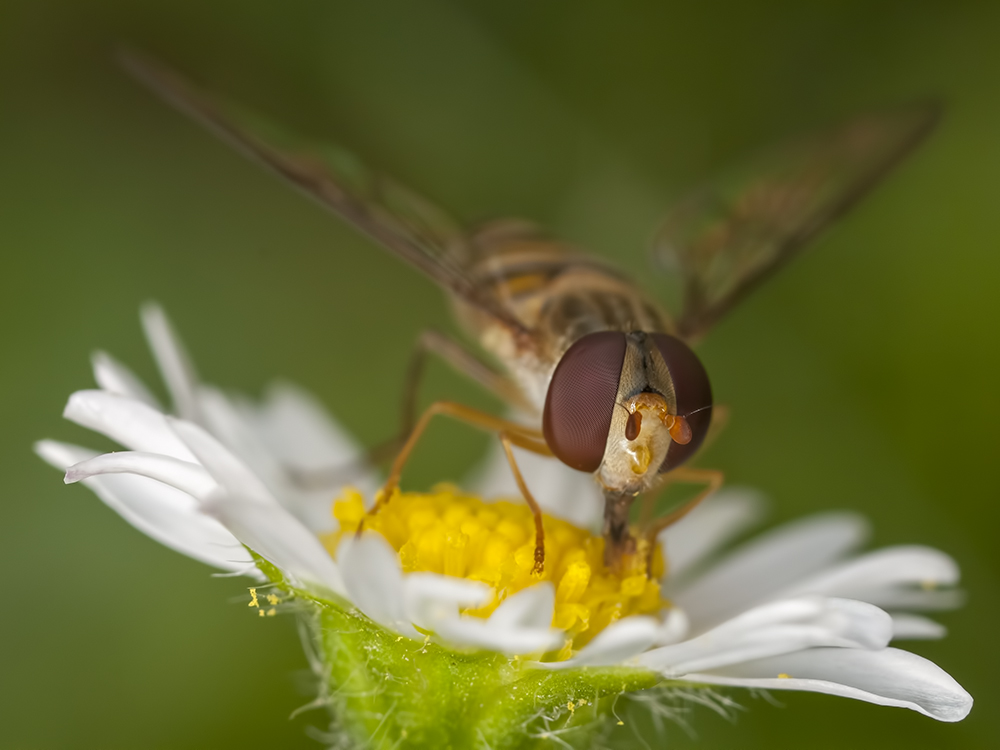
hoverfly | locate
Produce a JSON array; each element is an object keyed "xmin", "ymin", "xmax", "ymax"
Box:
[{"xmin": 122, "ymin": 52, "xmax": 939, "ymax": 572}]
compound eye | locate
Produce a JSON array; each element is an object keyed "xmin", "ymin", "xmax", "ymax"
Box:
[
  {"xmin": 543, "ymin": 331, "xmax": 627, "ymax": 472},
  {"xmin": 651, "ymin": 334, "xmax": 712, "ymax": 472}
]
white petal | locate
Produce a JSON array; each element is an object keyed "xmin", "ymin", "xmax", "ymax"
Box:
[
  {"xmin": 87, "ymin": 476, "xmax": 254, "ymax": 571},
  {"xmin": 866, "ymin": 588, "xmax": 965, "ymax": 611},
  {"xmin": 202, "ymin": 494, "xmax": 345, "ymax": 595},
  {"xmin": 65, "ymin": 451, "xmax": 217, "ymax": 501},
  {"xmin": 396, "ymin": 577, "xmax": 566, "ymax": 656},
  {"xmin": 198, "ymin": 387, "xmax": 287, "ymax": 489},
  {"xmin": 201, "ymin": 386, "xmax": 341, "ymax": 533},
  {"xmin": 36, "ymin": 439, "xmax": 99, "ymax": 471},
  {"xmin": 140, "ymin": 302, "xmax": 201, "ymax": 422},
  {"xmin": 168, "ymin": 418, "xmax": 276, "ymax": 505},
  {"xmin": 91, "ymin": 351, "xmax": 161, "ymax": 408},
  {"xmin": 660, "ymin": 487, "xmax": 765, "ymax": 578},
  {"xmin": 470, "ymin": 441, "xmax": 604, "ymax": 530},
  {"xmin": 432, "ymin": 615, "xmax": 564, "ymax": 655},
  {"xmin": 37, "ymin": 440, "xmax": 254, "ymax": 572},
  {"xmin": 488, "ymin": 583, "xmax": 555, "ymax": 630},
  {"xmin": 64, "ymin": 390, "xmax": 195, "ymax": 461},
  {"xmin": 673, "ymin": 512, "xmax": 870, "ymax": 630},
  {"xmin": 657, "ymin": 607, "xmax": 690, "ymax": 646},
  {"xmin": 403, "ymin": 573, "xmax": 493, "ymax": 631},
  {"xmin": 402, "ymin": 576, "xmax": 562, "ymax": 655},
  {"xmin": 891, "ymin": 614, "xmax": 947, "ymax": 640},
  {"xmin": 775, "ymin": 546, "xmax": 961, "ymax": 609},
  {"xmin": 685, "ymin": 647, "xmax": 972, "ymax": 722},
  {"xmin": 536, "ymin": 616, "xmax": 661, "ymax": 669},
  {"xmin": 257, "ymin": 382, "xmax": 380, "ymax": 498},
  {"xmin": 637, "ymin": 597, "xmax": 892, "ymax": 676},
  {"xmin": 337, "ymin": 535, "xmax": 418, "ymax": 637}
]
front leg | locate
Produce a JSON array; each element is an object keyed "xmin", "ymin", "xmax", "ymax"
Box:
[
  {"xmin": 289, "ymin": 329, "xmax": 528, "ymax": 490},
  {"xmin": 640, "ymin": 466, "xmax": 725, "ymax": 573},
  {"xmin": 361, "ymin": 400, "xmax": 552, "ymax": 572}
]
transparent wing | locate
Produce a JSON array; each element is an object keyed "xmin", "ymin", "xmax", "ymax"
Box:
[
  {"xmin": 653, "ymin": 103, "xmax": 942, "ymax": 340},
  {"xmin": 120, "ymin": 50, "xmax": 533, "ymax": 337}
]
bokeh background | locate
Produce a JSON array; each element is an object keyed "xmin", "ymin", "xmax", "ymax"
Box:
[{"xmin": 2, "ymin": 1, "xmax": 998, "ymax": 747}]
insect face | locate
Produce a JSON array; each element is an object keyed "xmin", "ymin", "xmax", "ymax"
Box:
[{"xmin": 543, "ymin": 331, "xmax": 713, "ymax": 494}]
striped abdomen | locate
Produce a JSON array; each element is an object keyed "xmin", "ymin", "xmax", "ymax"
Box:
[{"xmin": 460, "ymin": 221, "xmax": 675, "ymax": 371}]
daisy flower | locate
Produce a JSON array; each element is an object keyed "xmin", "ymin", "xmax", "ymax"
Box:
[{"xmin": 36, "ymin": 305, "xmax": 972, "ymax": 747}]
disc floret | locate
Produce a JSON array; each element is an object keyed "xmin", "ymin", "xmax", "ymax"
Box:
[{"xmin": 327, "ymin": 487, "xmax": 666, "ymax": 656}]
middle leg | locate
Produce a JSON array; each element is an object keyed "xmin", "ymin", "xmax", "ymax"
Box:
[
  {"xmin": 359, "ymin": 399, "xmax": 551, "ymax": 572},
  {"xmin": 499, "ymin": 432, "xmax": 548, "ymax": 574},
  {"xmin": 289, "ymin": 329, "xmax": 529, "ymax": 491},
  {"xmin": 640, "ymin": 466, "xmax": 724, "ymax": 572}
]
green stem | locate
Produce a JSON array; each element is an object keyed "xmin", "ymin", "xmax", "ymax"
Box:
[{"xmin": 308, "ymin": 601, "xmax": 663, "ymax": 749}]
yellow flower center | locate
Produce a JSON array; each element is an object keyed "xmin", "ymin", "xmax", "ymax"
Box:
[{"xmin": 323, "ymin": 486, "xmax": 668, "ymax": 658}]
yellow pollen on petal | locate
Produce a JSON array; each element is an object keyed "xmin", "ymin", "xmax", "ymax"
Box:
[
  {"xmin": 778, "ymin": 673, "xmax": 791, "ymax": 679},
  {"xmin": 323, "ymin": 487, "xmax": 670, "ymax": 655}
]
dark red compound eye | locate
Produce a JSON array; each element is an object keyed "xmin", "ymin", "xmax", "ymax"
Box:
[
  {"xmin": 652, "ymin": 334, "xmax": 712, "ymax": 472},
  {"xmin": 543, "ymin": 331, "xmax": 627, "ymax": 472}
]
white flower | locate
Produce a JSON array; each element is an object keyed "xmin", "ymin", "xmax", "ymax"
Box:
[{"xmin": 37, "ymin": 305, "xmax": 972, "ymax": 724}]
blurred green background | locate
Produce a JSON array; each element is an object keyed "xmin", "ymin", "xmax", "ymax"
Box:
[{"xmin": 2, "ymin": 0, "xmax": 998, "ymax": 747}]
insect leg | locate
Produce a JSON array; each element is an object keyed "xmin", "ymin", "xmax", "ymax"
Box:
[
  {"xmin": 401, "ymin": 330, "xmax": 533, "ymax": 430},
  {"xmin": 639, "ymin": 467, "xmax": 724, "ymax": 575},
  {"xmin": 370, "ymin": 329, "xmax": 533, "ymax": 470},
  {"xmin": 642, "ymin": 466, "xmax": 724, "ymax": 546},
  {"xmin": 365, "ymin": 400, "xmax": 549, "ymax": 521},
  {"xmin": 634, "ymin": 412, "xmax": 728, "ymax": 569},
  {"xmin": 290, "ymin": 330, "xmax": 527, "ymax": 490},
  {"xmin": 499, "ymin": 433, "xmax": 547, "ymax": 574}
]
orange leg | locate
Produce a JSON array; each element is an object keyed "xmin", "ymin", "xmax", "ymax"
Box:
[
  {"xmin": 399, "ymin": 330, "xmax": 533, "ymax": 430},
  {"xmin": 361, "ymin": 400, "xmax": 551, "ymax": 572},
  {"xmin": 499, "ymin": 432, "xmax": 547, "ymax": 574},
  {"xmin": 642, "ymin": 466, "xmax": 724, "ymax": 571},
  {"xmin": 645, "ymin": 466, "xmax": 724, "ymax": 534},
  {"xmin": 633, "ymin": 407, "xmax": 727, "ymax": 536},
  {"xmin": 289, "ymin": 330, "xmax": 528, "ymax": 491}
]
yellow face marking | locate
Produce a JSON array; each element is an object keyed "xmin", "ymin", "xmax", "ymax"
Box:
[{"xmin": 627, "ymin": 443, "xmax": 652, "ymax": 474}]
